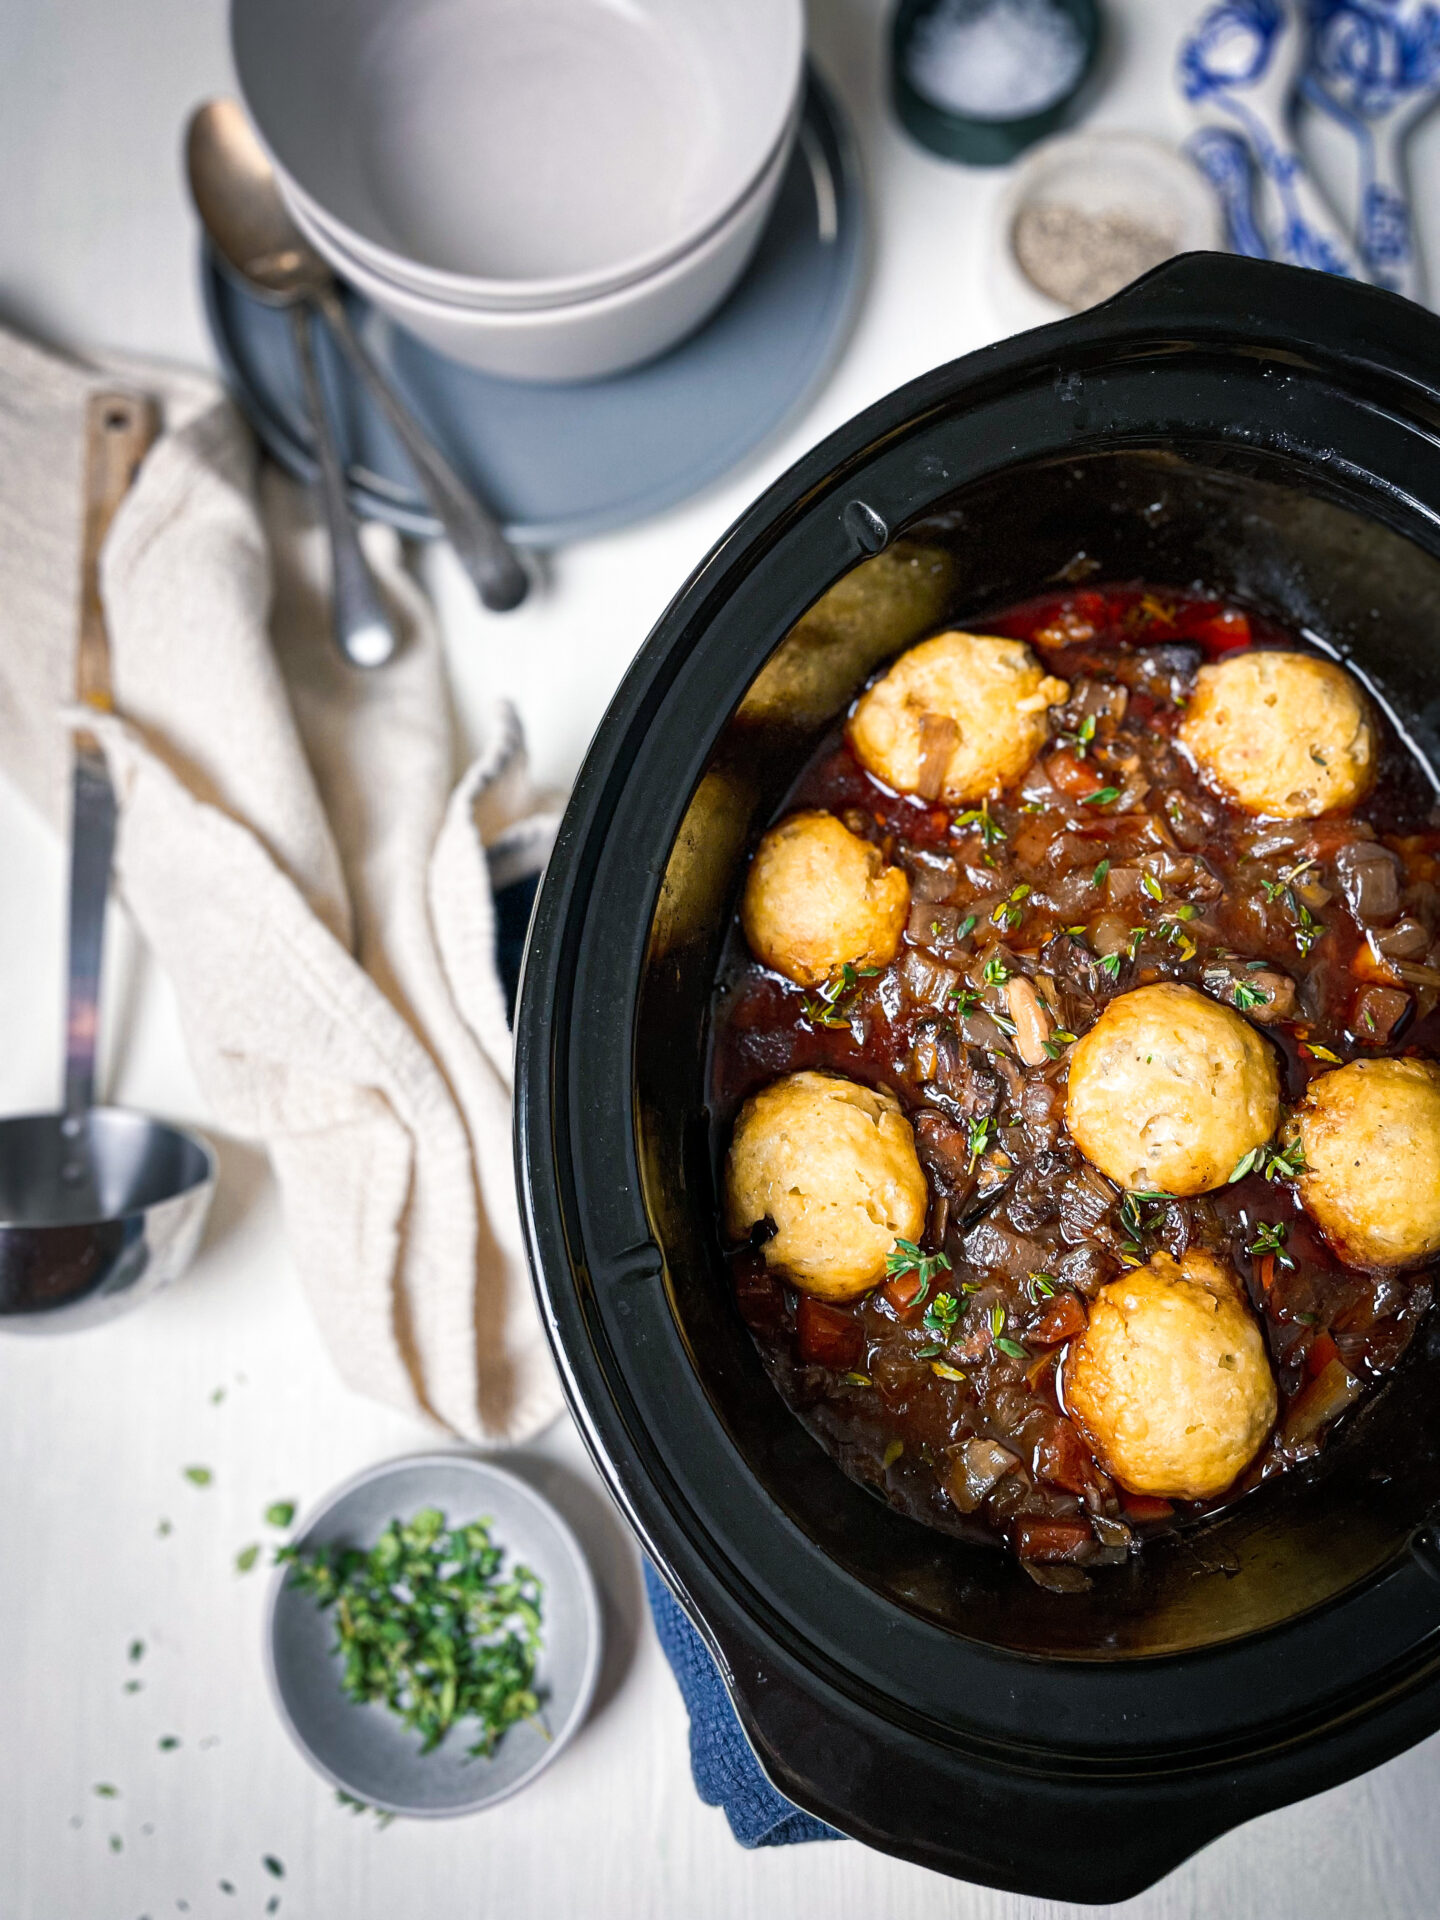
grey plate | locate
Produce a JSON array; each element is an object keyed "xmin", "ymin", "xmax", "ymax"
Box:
[
  {"xmin": 202, "ymin": 69, "xmax": 864, "ymax": 547},
  {"xmin": 264, "ymin": 1453, "xmax": 602, "ymax": 1817}
]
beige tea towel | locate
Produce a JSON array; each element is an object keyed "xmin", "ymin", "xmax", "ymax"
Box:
[{"xmin": 0, "ymin": 323, "xmax": 563, "ymax": 1445}]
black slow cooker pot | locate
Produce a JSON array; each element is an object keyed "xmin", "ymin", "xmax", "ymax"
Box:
[{"xmin": 516, "ymin": 254, "xmax": 1440, "ymax": 1902}]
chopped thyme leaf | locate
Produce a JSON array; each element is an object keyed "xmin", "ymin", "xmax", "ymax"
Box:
[
  {"xmin": 1081, "ymin": 786, "xmax": 1121, "ymax": 806},
  {"xmin": 158, "ymin": 1736, "xmax": 181, "ymax": 1752},
  {"xmin": 882, "ymin": 1438, "xmax": 904, "ymax": 1468},
  {"xmin": 93, "ymin": 1784, "xmax": 120, "ymax": 1799},
  {"xmin": 278, "ymin": 1509, "xmax": 545, "ymax": 1760},
  {"xmin": 1232, "ymin": 981, "xmax": 1271, "ymax": 1012},
  {"xmin": 914, "ymin": 1343, "xmax": 944, "ymax": 1359},
  {"xmin": 1026, "ymin": 1273, "xmax": 1057, "ymax": 1301},
  {"xmin": 980, "ymin": 954, "xmax": 1011, "ymax": 987},
  {"xmin": 956, "ymin": 913, "xmax": 978, "ymax": 940},
  {"xmin": 842, "ymin": 1371, "xmax": 872, "ymax": 1387},
  {"xmin": 922, "ymin": 1292, "xmax": 960, "ymax": 1339},
  {"xmin": 930, "ymin": 1361, "xmax": 968, "ymax": 1382},
  {"xmin": 885, "ymin": 1239, "xmax": 952, "ymax": 1302},
  {"xmin": 128, "ymin": 1640, "xmax": 145, "ymax": 1664},
  {"xmin": 949, "ymin": 987, "xmax": 980, "ymax": 1014},
  {"xmin": 966, "ymin": 1115, "xmax": 994, "ymax": 1172},
  {"xmin": 1091, "ymin": 858, "xmax": 1110, "ymax": 887},
  {"xmin": 954, "ymin": 801, "xmax": 1006, "ymax": 847},
  {"xmin": 989, "ymin": 1301, "xmax": 1005, "ymax": 1339},
  {"xmin": 265, "ymin": 1501, "xmax": 297, "ymax": 1530},
  {"xmin": 1306, "ymin": 1043, "xmax": 1342, "ymax": 1064},
  {"xmin": 1052, "ymin": 1028, "xmax": 1078, "ymax": 1044},
  {"xmin": 235, "ymin": 1544, "xmax": 261, "ymax": 1574},
  {"xmin": 1098, "ymin": 952, "xmax": 1123, "ymax": 981},
  {"xmin": 182, "ymin": 1465, "xmax": 213, "ymax": 1488},
  {"xmin": 1142, "ymin": 873, "xmax": 1163, "ymax": 901},
  {"xmin": 1249, "ymin": 1221, "xmax": 1294, "ymax": 1268},
  {"xmin": 995, "ymin": 1338, "xmax": 1029, "ymax": 1360},
  {"xmin": 263, "ymin": 1857, "xmax": 286, "ymax": 1880}
]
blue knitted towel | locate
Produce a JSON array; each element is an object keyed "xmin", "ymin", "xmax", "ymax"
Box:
[{"xmin": 642, "ymin": 1562, "xmax": 841, "ymax": 1847}]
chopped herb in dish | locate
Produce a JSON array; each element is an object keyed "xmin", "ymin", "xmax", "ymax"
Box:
[{"xmin": 277, "ymin": 1508, "xmax": 544, "ymax": 1760}]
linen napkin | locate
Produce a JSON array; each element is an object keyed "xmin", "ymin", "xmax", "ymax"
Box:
[{"xmin": 0, "ymin": 324, "xmax": 563, "ymax": 1446}]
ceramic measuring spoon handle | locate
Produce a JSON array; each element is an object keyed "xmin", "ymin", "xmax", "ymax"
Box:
[
  {"xmin": 1178, "ymin": 0, "xmax": 1365, "ymax": 276},
  {"xmin": 287, "ymin": 304, "xmax": 398, "ymax": 669},
  {"xmin": 1362, "ymin": 129, "xmax": 1423, "ymax": 302},
  {"xmin": 314, "ymin": 287, "xmax": 530, "ymax": 615},
  {"xmin": 64, "ymin": 393, "xmax": 158, "ymax": 1126}
]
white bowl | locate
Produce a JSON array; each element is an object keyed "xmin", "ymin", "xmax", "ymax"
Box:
[
  {"xmin": 278, "ymin": 87, "xmax": 802, "ymax": 313},
  {"xmin": 288, "ymin": 118, "xmax": 793, "ymax": 382},
  {"xmin": 231, "ymin": 0, "xmax": 804, "ymax": 309},
  {"xmin": 989, "ymin": 132, "xmax": 1224, "ymax": 336}
]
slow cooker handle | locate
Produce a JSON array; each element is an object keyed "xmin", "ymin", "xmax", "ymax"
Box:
[
  {"xmin": 1089, "ymin": 251, "xmax": 1440, "ymax": 395},
  {"xmin": 705, "ymin": 1610, "xmax": 1226, "ymax": 1901}
]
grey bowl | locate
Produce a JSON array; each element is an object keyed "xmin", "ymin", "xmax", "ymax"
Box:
[{"xmin": 264, "ymin": 1452, "xmax": 602, "ymax": 1816}]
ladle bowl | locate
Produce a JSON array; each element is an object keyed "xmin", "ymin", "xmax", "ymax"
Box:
[{"xmin": 0, "ymin": 1109, "xmax": 215, "ymax": 1329}]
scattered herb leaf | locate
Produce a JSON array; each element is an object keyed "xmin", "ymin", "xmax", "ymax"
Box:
[
  {"xmin": 1091, "ymin": 858, "xmax": 1110, "ymax": 888},
  {"xmin": 235, "ymin": 1544, "xmax": 261, "ymax": 1575},
  {"xmin": 265, "ymin": 1502, "xmax": 297, "ymax": 1530},
  {"xmin": 930, "ymin": 1361, "xmax": 968, "ymax": 1383},
  {"xmin": 1081, "ymin": 786, "xmax": 1121, "ymax": 807},
  {"xmin": 182, "ymin": 1466, "xmax": 213, "ymax": 1488},
  {"xmin": 995, "ymin": 1337, "xmax": 1029, "ymax": 1361}
]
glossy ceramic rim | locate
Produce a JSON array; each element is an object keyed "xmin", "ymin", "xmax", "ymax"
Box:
[
  {"xmin": 281, "ymin": 116, "xmax": 792, "ymax": 333},
  {"xmin": 231, "ymin": 0, "xmax": 804, "ymax": 307},
  {"xmin": 276, "ymin": 88, "xmax": 804, "ymax": 314}
]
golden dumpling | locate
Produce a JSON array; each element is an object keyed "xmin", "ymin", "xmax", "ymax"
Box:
[
  {"xmin": 1293, "ymin": 1057, "xmax": 1440, "ymax": 1268},
  {"xmin": 848, "ymin": 630, "xmax": 1068, "ymax": 805},
  {"xmin": 1064, "ymin": 1250, "xmax": 1277, "ymax": 1500},
  {"xmin": 1179, "ymin": 650, "xmax": 1374, "ymax": 818},
  {"xmin": 740, "ymin": 811, "xmax": 908, "ymax": 988},
  {"xmin": 1065, "ymin": 983, "xmax": 1280, "ymax": 1196},
  {"xmin": 724, "ymin": 1072, "xmax": 927, "ymax": 1301}
]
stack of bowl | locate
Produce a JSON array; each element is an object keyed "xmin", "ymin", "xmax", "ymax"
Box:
[{"xmin": 231, "ymin": 0, "xmax": 805, "ymax": 383}]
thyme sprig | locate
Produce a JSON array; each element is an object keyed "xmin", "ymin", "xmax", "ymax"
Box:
[{"xmin": 801, "ymin": 962, "xmax": 878, "ymax": 1030}]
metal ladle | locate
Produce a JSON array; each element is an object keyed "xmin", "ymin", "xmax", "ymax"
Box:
[
  {"xmin": 0, "ymin": 394, "xmax": 216, "ymax": 1331},
  {"xmin": 185, "ymin": 98, "xmax": 530, "ymax": 665}
]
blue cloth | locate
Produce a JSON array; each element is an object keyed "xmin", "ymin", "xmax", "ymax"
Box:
[{"xmin": 643, "ymin": 1560, "xmax": 841, "ymax": 1848}]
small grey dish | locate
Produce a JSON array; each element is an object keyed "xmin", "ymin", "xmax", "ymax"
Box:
[{"xmin": 264, "ymin": 1452, "xmax": 601, "ymax": 1817}]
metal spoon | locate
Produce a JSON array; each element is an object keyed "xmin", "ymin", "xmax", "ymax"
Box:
[
  {"xmin": 186, "ymin": 100, "xmax": 530, "ymax": 632},
  {"xmin": 0, "ymin": 393, "xmax": 216, "ymax": 1331}
]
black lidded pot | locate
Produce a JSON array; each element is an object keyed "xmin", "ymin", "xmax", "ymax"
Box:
[{"xmin": 515, "ymin": 254, "xmax": 1440, "ymax": 1902}]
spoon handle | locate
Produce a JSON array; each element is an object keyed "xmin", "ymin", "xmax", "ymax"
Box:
[
  {"xmin": 65, "ymin": 392, "xmax": 158, "ymax": 1123},
  {"xmin": 287, "ymin": 304, "xmax": 398, "ymax": 668},
  {"xmin": 314, "ymin": 288, "xmax": 530, "ymax": 614},
  {"xmin": 1362, "ymin": 130, "xmax": 1423, "ymax": 304}
]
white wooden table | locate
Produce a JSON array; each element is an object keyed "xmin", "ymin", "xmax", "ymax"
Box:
[{"xmin": 4, "ymin": 2, "xmax": 1440, "ymax": 1915}]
